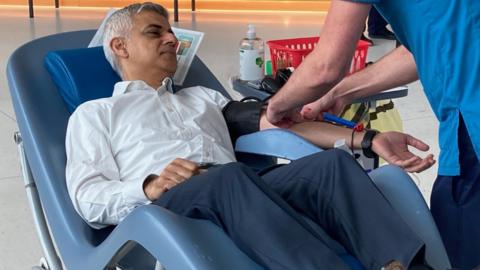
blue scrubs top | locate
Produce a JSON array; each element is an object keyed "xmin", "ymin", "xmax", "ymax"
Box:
[{"xmin": 346, "ymin": 0, "xmax": 480, "ymax": 176}]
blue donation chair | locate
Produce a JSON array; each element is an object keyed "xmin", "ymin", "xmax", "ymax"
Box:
[{"xmin": 7, "ymin": 30, "xmax": 451, "ymax": 270}]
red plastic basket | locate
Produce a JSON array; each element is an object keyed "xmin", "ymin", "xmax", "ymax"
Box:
[{"xmin": 267, "ymin": 37, "xmax": 370, "ymax": 76}]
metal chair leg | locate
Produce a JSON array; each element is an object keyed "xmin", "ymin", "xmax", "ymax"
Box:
[
  {"xmin": 29, "ymin": 0, "xmax": 34, "ymax": 18},
  {"xmin": 14, "ymin": 132, "xmax": 63, "ymax": 270},
  {"xmin": 174, "ymin": 0, "xmax": 179, "ymax": 22}
]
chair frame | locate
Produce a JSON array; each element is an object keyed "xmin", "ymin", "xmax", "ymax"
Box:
[{"xmin": 8, "ymin": 29, "xmax": 451, "ymax": 270}]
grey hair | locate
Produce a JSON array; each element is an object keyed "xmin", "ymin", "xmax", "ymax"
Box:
[{"xmin": 102, "ymin": 2, "xmax": 169, "ymax": 77}]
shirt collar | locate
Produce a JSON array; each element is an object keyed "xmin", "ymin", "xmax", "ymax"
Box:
[{"xmin": 112, "ymin": 77, "xmax": 175, "ymax": 97}]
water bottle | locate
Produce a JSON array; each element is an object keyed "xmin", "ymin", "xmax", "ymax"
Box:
[{"xmin": 239, "ymin": 24, "xmax": 265, "ymax": 81}]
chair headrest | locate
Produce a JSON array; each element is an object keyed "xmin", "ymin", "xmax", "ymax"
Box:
[{"xmin": 44, "ymin": 46, "xmax": 121, "ymax": 113}]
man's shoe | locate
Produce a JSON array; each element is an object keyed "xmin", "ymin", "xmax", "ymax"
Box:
[
  {"xmin": 360, "ymin": 33, "xmax": 374, "ymax": 45},
  {"xmin": 369, "ymin": 28, "xmax": 396, "ymax": 40}
]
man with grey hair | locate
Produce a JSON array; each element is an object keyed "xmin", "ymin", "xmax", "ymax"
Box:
[
  {"xmin": 66, "ymin": 3, "xmax": 433, "ymax": 269},
  {"xmin": 102, "ymin": 3, "xmax": 170, "ymax": 76}
]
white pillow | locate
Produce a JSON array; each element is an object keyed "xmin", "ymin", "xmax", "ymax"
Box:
[{"xmin": 88, "ymin": 9, "xmax": 117, "ymax": 48}]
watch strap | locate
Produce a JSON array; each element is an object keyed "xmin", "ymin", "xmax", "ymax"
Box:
[{"xmin": 361, "ymin": 129, "xmax": 379, "ymax": 158}]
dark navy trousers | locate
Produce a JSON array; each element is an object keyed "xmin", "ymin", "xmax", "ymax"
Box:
[
  {"xmin": 431, "ymin": 118, "xmax": 480, "ymax": 270},
  {"xmin": 154, "ymin": 150, "xmax": 423, "ymax": 270},
  {"xmin": 367, "ymin": 6, "xmax": 388, "ymax": 35}
]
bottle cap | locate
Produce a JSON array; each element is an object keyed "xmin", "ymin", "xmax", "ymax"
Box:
[{"xmin": 247, "ymin": 24, "xmax": 256, "ymax": 39}]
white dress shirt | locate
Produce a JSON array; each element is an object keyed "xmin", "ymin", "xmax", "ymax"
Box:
[{"xmin": 66, "ymin": 79, "xmax": 236, "ymax": 228}]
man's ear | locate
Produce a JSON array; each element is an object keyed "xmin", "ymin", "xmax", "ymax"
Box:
[{"xmin": 110, "ymin": 37, "xmax": 129, "ymax": 59}]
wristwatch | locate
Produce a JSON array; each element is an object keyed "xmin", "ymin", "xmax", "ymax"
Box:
[{"xmin": 361, "ymin": 129, "xmax": 380, "ymax": 158}]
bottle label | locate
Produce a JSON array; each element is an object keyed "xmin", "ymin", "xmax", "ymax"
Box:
[{"xmin": 240, "ymin": 49, "xmax": 264, "ymax": 81}]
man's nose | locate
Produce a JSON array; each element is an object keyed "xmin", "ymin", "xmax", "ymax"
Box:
[{"xmin": 166, "ymin": 32, "xmax": 178, "ymax": 44}]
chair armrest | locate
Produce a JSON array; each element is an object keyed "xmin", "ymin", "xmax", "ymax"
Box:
[
  {"xmin": 235, "ymin": 129, "xmax": 323, "ymax": 160},
  {"xmin": 368, "ymin": 165, "xmax": 451, "ymax": 270},
  {"xmin": 79, "ymin": 205, "xmax": 262, "ymax": 270}
]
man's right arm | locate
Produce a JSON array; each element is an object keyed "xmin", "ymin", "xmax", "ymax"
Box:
[{"xmin": 66, "ymin": 103, "xmax": 150, "ymax": 228}]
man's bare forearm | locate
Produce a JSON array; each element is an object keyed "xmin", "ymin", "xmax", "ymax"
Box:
[
  {"xmin": 332, "ymin": 45, "xmax": 419, "ymax": 103},
  {"xmin": 260, "ymin": 111, "xmax": 365, "ymax": 149},
  {"xmin": 290, "ymin": 121, "xmax": 366, "ymax": 149}
]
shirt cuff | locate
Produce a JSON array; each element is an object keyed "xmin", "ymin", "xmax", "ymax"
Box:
[{"xmin": 122, "ymin": 179, "xmax": 152, "ymax": 206}]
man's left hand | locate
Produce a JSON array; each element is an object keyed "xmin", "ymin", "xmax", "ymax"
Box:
[{"xmin": 372, "ymin": 131, "xmax": 435, "ymax": 173}]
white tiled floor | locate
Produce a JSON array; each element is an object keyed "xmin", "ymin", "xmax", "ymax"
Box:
[{"xmin": 0, "ymin": 6, "xmax": 438, "ymax": 269}]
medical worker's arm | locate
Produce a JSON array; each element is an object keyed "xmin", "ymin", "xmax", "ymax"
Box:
[
  {"xmin": 267, "ymin": 0, "xmax": 371, "ymax": 126},
  {"xmin": 65, "ymin": 103, "xmax": 150, "ymax": 228},
  {"xmin": 301, "ymin": 45, "xmax": 419, "ymax": 119}
]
